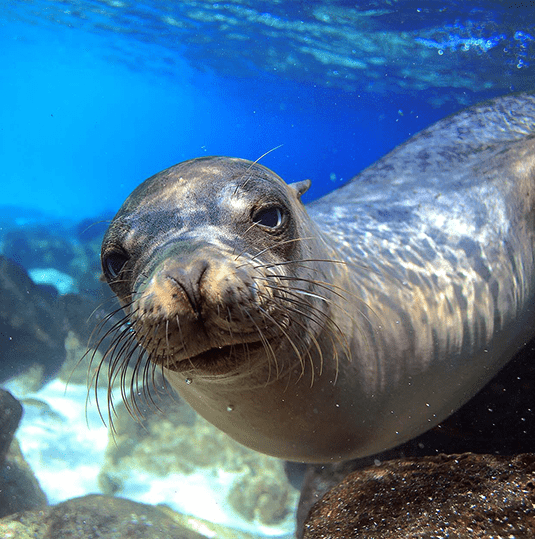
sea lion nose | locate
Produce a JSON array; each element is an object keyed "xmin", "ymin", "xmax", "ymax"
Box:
[{"xmin": 165, "ymin": 258, "xmax": 209, "ymax": 316}]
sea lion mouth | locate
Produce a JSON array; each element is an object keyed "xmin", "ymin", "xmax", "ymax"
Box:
[{"xmin": 166, "ymin": 340, "xmax": 268, "ymax": 375}]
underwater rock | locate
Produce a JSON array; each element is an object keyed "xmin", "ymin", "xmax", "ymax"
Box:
[
  {"xmin": 297, "ymin": 457, "xmax": 380, "ymax": 537},
  {"xmin": 97, "ymin": 382, "xmax": 299, "ymax": 529},
  {"xmin": 0, "ymin": 438, "xmax": 48, "ymax": 518},
  {"xmin": 0, "ymin": 255, "xmax": 67, "ymax": 384},
  {"xmin": 57, "ymin": 288, "xmax": 117, "ymax": 365},
  {"xmin": 303, "ymin": 453, "xmax": 535, "ymax": 538},
  {"xmin": 2, "ymin": 227, "xmax": 74, "ymax": 274},
  {"xmin": 0, "ymin": 389, "xmax": 47, "ymax": 518},
  {"xmin": 0, "ymin": 494, "xmax": 207, "ymax": 538},
  {"xmin": 1, "ymin": 222, "xmax": 106, "ymax": 296},
  {"xmin": 0, "ymin": 253, "xmax": 113, "ymax": 388},
  {"xmin": 228, "ymin": 471, "xmax": 293, "ymax": 526},
  {"xmin": 0, "ymin": 389, "xmax": 22, "ymax": 464}
]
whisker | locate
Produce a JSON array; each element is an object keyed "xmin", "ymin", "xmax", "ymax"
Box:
[
  {"xmin": 84, "ymin": 301, "xmax": 136, "ymax": 360},
  {"xmin": 255, "ymin": 305, "xmax": 309, "ymax": 382},
  {"xmin": 142, "ymin": 355, "xmax": 164, "ymax": 413},
  {"xmin": 263, "ymin": 294, "xmax": 328, "ymax": 377},
  {"xmin": 259, "ymin": 281, "xmax": 351, "ymax": 378},
  {"xmin": 235, "ymin": 237, "xmax": 318, "ymax": 266},
  {"xmin": 258, "ymin": 288, "xmax": 345, "ymax": 381},
  {"xmin": 275, "ymin": 286, "xmax": 353, "ymax": 360},
  {"xmin": 254, "ymin": 258, "xmax": 352, "ymax": 271},
  {"xmin": 261, "ymin": 272, "xmax": 369, "ymax": 349},
  {"xmin": 233, "ymin": 145, "xmax": 284, "ymax": 196},
  {"xmin": 89, "ymin": 318, "xmax": 139, "ymax": 429},
  {"xmin": 243, "ymin": 309, "xmax": 279, "ymax": 383},
  {"xmin": 232, "ymin": 223, "xmax": 260, "ymax": 260},
  {"xmin": 225, "ymin": 307, "xmax": 238, "ymax": 369}
]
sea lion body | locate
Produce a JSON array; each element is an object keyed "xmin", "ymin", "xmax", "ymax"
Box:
[{"xmin": 101, "ymin": 93, "xmax": 535, "ymax": 463}]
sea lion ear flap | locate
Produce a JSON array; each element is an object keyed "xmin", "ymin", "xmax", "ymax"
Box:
[{"xmin": 288, "ymin": 179, "xmax": 311, "ymax": 200}]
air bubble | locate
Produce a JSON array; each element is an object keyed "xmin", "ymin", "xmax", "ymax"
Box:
[
  {"xmin": 185, "ymin": 378, "xmax": 193, "ymax": 385},
  {"xmin": 227, "ymin": 404, "xmax": 235, "ymax": 412}
]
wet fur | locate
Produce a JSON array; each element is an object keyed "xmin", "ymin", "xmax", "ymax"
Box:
[
  {"xmin": 93, "ymin": 93, "xmax": 535, "ymax": 461},
  {"xmin": 90, "ymin": 243, "xmax": 354, "ymax": 427}
]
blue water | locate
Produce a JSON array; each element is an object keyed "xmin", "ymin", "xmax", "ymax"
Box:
[{"xmin": 2, "ymin": 1, "xmax": 534, "ymax": 220}]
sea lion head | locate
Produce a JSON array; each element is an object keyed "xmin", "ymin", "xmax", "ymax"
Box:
[{"xmin": 100, "ymin": 157, "xmax": 336, "ymax": 384}]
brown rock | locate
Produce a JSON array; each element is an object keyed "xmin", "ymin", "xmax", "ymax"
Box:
[
  {"xmin": 0, "ymin": 494, "xmax": 208, "ymax": 538},
  {"xmin": 303, "ymin": 453, "xmax": 535, "ymax": 538},
  {"xmin": 0, "ymin": 389, "xmax": 47, "ymax": 518},
  {"xmin": 0, "ymin": 389, "xmax": 22, "ymax": 464},
  {"xmin": 228, "ymin": 470, "xmax": 293, "ymax": 525},
  {"xmin": 0, "ymin": 438, "xmax": 48, "ymax": 518}
]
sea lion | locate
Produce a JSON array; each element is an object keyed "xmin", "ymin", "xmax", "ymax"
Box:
[{"xmin": 99, "ymin": 93, "xmax": 535, "ymax": 463}]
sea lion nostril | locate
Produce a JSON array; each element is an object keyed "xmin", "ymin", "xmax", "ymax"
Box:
[{"xmin": 165, "ymin": 258, "xmax": 210, "ymax": 313}]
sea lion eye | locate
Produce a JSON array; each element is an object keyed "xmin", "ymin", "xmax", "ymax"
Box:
[
  {"xmin": 103, "ymin": 251, "xmax": 129, "ymax": 280},
  {"xmin": 252, "ymin": 206, "xmax": 284, "ymax": 229}
]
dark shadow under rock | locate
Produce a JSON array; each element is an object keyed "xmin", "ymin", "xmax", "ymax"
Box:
[
  {"xmin": 303, "ymin": 453, "xmax": 535, "ymax": 539},
  {"xmin": 0, "ymin": 494, "xmax": 208, "ymax": 538}
]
